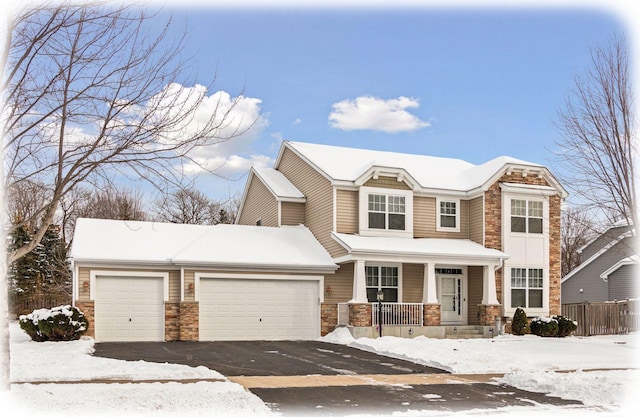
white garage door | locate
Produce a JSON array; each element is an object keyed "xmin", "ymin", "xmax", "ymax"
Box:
[
  {"xmin": 199, "ymin": 278, "xmax": 320, "ymax": 341},
  {"xmin": 94, "ymin": 276, "xmax": 164, "ymax": 342}
]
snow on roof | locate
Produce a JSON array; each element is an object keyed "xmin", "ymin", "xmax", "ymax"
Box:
[
  {"xmin": 284, "ymin": 141, "xmax": 547, "ymax": 192},
  {"xmin": 71, "ymin": 218, "xmax": 336, "ymax": 271},
  {"xmin": 252, "ymin": 167, "xmax": 305, "ymax": 201},
  {"xmin": 332, "ymin": 232, "xmax": 508, "ymax": 262}
]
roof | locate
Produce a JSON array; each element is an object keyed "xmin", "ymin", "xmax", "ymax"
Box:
[
  {"xmin": 71, "ymin": 218, "xmax": 337, "ymax": 272},
  {"xmin": 600, "ymin": 255, "xmax": 639, "ymax": 281},
  {"xmin": 332, "ymin": 232, "xmax": 508, "ymax": 264},
  {"xmin": 280, "ymin": 141, "xmax": 566, "ymax": 196},
  {"xmin": 252, "ymin": 167, "xmax": 305, "ymax": 202}
]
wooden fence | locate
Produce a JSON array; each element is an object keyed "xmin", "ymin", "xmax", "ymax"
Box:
[
  {"xmin": 11, "ymin": 294, "xmax": 72, "ymax": 318},
  {"xmin": 561, "ymin": 299, "xmax": 640, "ymax": 336}
]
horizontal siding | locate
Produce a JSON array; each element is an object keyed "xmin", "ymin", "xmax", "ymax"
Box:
[
  {"xmin": 183, "ymin": 270, "xmax": 195, "ymax": 302},
  {"xmin": 336, "ymin": 189, "xmax": 358, "ymax": 234},
  {"xmin": 279, "ymin": 147, "xmax": 346, "ymax": 258},
  {"xmin": 609, "ymin": 264, "xmax": 638, "ymax": 301},
  {"xmin": 281, "ymin": 202, "xmax": 305, "ymax": 226},
  {"xmin": 467, "ymin": 266, "xmax": 483, "ymax": 325},
  {"xmin": 237, "ymin": 175, "xmax": 278, "ymax": 227},
  {"xmin": 324, "ymin": 263, "xmax": 354, "ymax": 303},
  {"xmin": 402, "ymin": 263, "xmax": 423, "ymax": 303},
  {"xmin": 364, "ymin": 176, "xmax": 411, "ymax": 190},
  {"xmin": 414, "ymin": 197, "xmax": 469, "ymax": 239},
  {"xmin": 469, "ymin": 196, "xmax": 484, "ymax": 244}
]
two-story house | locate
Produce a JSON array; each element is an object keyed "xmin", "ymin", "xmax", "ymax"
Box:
[
  {"xmin": 237, "ymin": 141, "xmax": 567, "ymax": 338},
  {"xmin": 70, "ymin": 140, "xmax": 566, "ymax": 342}
]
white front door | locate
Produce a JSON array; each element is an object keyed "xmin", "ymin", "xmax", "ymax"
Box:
[{"xmin": 438, "ymin": 269, "xmax": 466, "ymax": 324}]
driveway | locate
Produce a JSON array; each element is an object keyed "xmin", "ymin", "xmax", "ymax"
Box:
[{"xmin": 94, "ymin": 341, "xmax": 582, "ymax": 416}]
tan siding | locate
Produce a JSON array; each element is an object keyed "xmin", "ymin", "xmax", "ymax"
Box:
[
  {"xmin": 278, "ymin": 147, "xmax": 345, "ymax": 257},
  {"xmin": 281, "ymin": 202, "xmax": 305, "ymax": 225},
  {"xmin": 469, "ymin": 196, "xmax": 484, "ymax": 244},
  {"xmin": 237, "ymin": 175, "xmax": 278, "ymax": 227},
  {"xmin": 336, "ymin": 189, "xmax": 358, "ymax": 234},
  {"xmin": 183, "ymin": 270, "xmax": 195, "ymax": 302},
  {"xmin": 168, "ymin": 270, "xmax": 180, "ymax": 302},
  {"xmin": 467, "ymin": 266, "xmax": 483, "ymax": 325},
  {"xmin": 364, "ymin": 176, "xmax": 411, "ymax": 190},
  {"xmin": 324, "ymin": 263, "xmax": 354, "ymax": 303},
  {"xmin": 414, "ymin": 197, "xmax": 469, "ymax": 239},
  {"xmin": 402, "ymin": 264, "xmax": 423, "ymax": 303},
  {"xmin": 77, "ymin": 267, "xmax": 91, "ymax": 302}
]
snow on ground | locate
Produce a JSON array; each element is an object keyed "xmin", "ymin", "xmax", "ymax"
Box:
[{"xmin": 3, "ymin": 322, "xmax": 640, "ymax": 416}]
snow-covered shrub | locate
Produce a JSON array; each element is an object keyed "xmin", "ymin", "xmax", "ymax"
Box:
[
  {"xmin": 19, "ymin": 305, "xmax": 88, "ymax": 342},
  {"xmin": 511, "ymin": 307, "xmax": 529, "ymax": 335},
  {"xmin": 530, "ymin": 316, "xmax": 559, "ymax": 337},
  {"xmin": 553, "ymin": 315, "xmax": 578, "ymax": 337}
]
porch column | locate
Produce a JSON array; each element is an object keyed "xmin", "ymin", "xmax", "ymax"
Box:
[
  {"xmin": 482, "ymin": 265, "xmax": 500, "ymax": 305},
  {"xmin": 352, "ymin": 259, "xmax": 368, "ymax": 303},
  {"xmin": 422, "ymin": 263, "xmax": 438, "ymax": 304}
]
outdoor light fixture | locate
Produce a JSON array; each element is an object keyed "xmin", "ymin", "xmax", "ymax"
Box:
[{"xmin": 377, "ymin": 289, "xmax": 384, "ymax": 338}]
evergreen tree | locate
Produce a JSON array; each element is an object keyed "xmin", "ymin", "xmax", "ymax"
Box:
[{"xmin": 8, "ymin": 225, "xmax": 38, "ymax": 306}]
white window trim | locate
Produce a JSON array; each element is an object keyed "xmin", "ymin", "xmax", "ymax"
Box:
[
  {"xmin": 90, "ymin": 270, "xmax": 169, "ymax": 302},
  {"xmin": 503, "ymin": 265, "xmax": 549, "ymax": 317},
  {"xmin": 364, "ymin": 262, "xmax": 403, "ymax": 302},
  {"xmin": 436, "ymin": 198, "xmax": 461, "ymax": 232},
  {"xmin": 358, "ymin": 186, "xmax": 413, "ymax": 238}
]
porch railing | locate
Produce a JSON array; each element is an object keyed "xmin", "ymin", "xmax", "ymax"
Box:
[{"xmin": 372, "ymin": 303, "xmax": 423, "ymax": 326}]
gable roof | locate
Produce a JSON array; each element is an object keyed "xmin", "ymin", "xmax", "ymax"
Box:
[
  {"xmin": 251, "ymin": 167, "xmax": 306, "ymax": 202},
  {"xmin": 278, "ymin": 141, "xmax": 567, "ymax": 197},
  {"xmin": 600, "ymin": 255, "xmax": 639, "ymax": 281},
  {"xmin": 71, "ymin": 218, "xmax": 336, "ymax": 273}
]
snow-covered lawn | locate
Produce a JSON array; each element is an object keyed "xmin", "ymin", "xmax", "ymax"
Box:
[{"xmin": 2, "ymin": 322, "xmax": 639, "ymax": 416}]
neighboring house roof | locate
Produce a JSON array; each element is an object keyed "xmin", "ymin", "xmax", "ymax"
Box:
[
  {"xmin": 332, "ymin": 232, "xmax": 509, "ymax": 264},
  {"xmin": 71, "ymin": 218, "xmax": 337, "ymax": 273},
  {"xmin": 600, "ymin": 255, "xmax": 639, "ymax": 281},
  {"xmin": 279, "ymin": 141, "xmax": 567, "ymax": 197},
  {"xmin": 562, "ymin": 228, "xmax": 635, "ymax": 284},
  {"xmin": 251, "ymin": 167, "xmax": 306, "ymax": 202}
]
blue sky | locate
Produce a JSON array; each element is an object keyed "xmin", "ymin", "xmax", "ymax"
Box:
[{"xmin": 150, "ymin": 3, "xmax": 628, "ymax": 201}]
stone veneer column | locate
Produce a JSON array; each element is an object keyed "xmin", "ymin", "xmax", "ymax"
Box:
[
  {"xmin": 321, "ymin": 303, "xmax": 338, "ymax": 336},
  {"xmin": 165, "ymin": 303, "xmax": 180, "ymax": 341},
  {"xmin": 179, "ymin": 302, "xmax": 199, "ymax": 341},
  {"xmin": 478, "ymin": 304, "xmax": 502, "ymax": 326},
  {"xmin": 348, "ymin": 303, "xmax": 372, "ymax": 327},
  {"xmin": 75, "ymin": 301, "xmax": 95, "ymax": 338},
  {"xmin": 423, "ymin": 304, "xmax": 441, "ymax": 326}
]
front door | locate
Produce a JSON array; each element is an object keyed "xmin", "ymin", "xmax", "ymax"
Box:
[{"xmin": 437, "ymin": 268, "xmax": 466, "ymax": 324}]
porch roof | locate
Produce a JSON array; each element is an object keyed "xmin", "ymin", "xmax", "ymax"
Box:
[{"xmin": 332, "ymin": 232, "xmax": 509, "ymax": 265}]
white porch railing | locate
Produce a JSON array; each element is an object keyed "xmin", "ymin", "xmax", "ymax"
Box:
[{"xmin": 372, "ymin": 303, "xmax": 423, "ymax": 326}]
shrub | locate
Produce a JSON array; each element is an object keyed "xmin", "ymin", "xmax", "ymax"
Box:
[
  {"xmin": 19, "ymin": 305, "xmax": 89, "ymax": 342},
  {"xmin": 530, "ymin": 317, "xmax": 559, "ymax": 337},
  {"xmin": 511, "ymin": 307, "xmax": 529, "ymax": 335},
  {"xmin": 553, "ymin": 315, "xmax": 578, "ymax": 337}
]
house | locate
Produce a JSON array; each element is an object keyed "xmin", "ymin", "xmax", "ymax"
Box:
[
  {"xmin": 236, "ymin": 141, "xmax": 566, "ymax": 338},
  {"xmin": 71, "ymin": 140, "xmax": 566, "ymax": 341},
  {"xmin": 561, "ymin": 222, "xmax": 638, "ymax": 304}
]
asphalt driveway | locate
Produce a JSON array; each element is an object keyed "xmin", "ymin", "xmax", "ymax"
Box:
[{"xmin": 93, "ymin": 341, "xmax": 582, "ymax": 415}]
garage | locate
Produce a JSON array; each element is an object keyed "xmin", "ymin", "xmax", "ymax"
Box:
[
  {"xmin": 94, "ymin": 275, "xmax": 165, "ymax": 342},
  {"xmin": 199, "ymin": 277, "xmax": 320, "ymax": 341}
]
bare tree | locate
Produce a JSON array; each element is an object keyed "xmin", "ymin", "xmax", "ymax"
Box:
[
  {"xmin": 555, "ymin": 36, "xmax": 637, "ymax": 229},
  {"xmin": 75, "ymin": 186, "xmax": 148, "ymax": 221},
  {"xmin": 561, "ymin": 206, "xmax": 596, "ymax": 277},
  {"xmin": 2, "ymin": 2, "xmax": 255, "ymax": 264},
  {"xmin": 155, "ymin": 188, "xmax": 214, "ymax": 224}
]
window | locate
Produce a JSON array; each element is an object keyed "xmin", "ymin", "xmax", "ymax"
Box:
[
  {"xmin": 511, "ymin": 268, "xmax": 544, "ymax": 308},
  {"xmin": 437, "ymin": 200, "xmax": 459, "ymax": 231},
  {"xmin": 511, "ymin": 199, "xmax": 543, "ymax": 234},
  {"xmin": 367, "ymin": 193, "xmax": 405, "ymax": 231},
  {"xmin": 366, "ymin": 266, "xmax": 398, "ymax": 302}
]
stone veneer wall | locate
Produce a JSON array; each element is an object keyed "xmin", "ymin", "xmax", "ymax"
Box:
[
  {"xmin": 321, "ymin": 303, "xmax": 338, "ymax": 336},
  {"xmin": 165, "ymin": 303, "xmax": 180, "ymax": 341},
  {"xmin": 179, "ymin": 302, "xmax": 199, "ymax": 341},
  {"xmin": 484, "ymin": 172, "xmax": 562, "ymax": 318},
  {"xmin": 423, "ymin": 304, "xmax": 441, "ymax": 326},
  {"xmin": 478, "ymin": 304, "xmax": 502, "ymax": 326},
  {"xmin": 75, "ymin": 301, "xmax": 95, "ymax": 338}
]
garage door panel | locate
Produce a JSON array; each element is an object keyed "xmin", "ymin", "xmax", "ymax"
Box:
[
  {"xmin": 95, "ymin": 276, "xmax": 164, "ymax": 342},
  {"xmin": 200, "ymin": 278, "xmax": 319, "ymax": 341}
]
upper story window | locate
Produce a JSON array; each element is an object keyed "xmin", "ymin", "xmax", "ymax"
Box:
[
  {"xmin": 437, "ymin": 198, "xmax": 460, "ymax": 232},
  {"xmin": 511, "ymin": 199, "xmax": 543, "ymax": 234},
  {"xmin": 359, "ymin": 186, "xmax": 413, "ymax": 238},
  {"xmin": 368, "ymin": 194, "xmax": 405, "ymax": 230}
]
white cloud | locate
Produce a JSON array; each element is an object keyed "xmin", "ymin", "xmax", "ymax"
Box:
[{"xmin": 329, "ymin": 95, "xmax": 430, "ymax": 133}]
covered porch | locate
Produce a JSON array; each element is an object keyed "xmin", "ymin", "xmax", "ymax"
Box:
[{"xmin": 324, "ymin": 233, "xmax": 509, "ymax": 338}]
